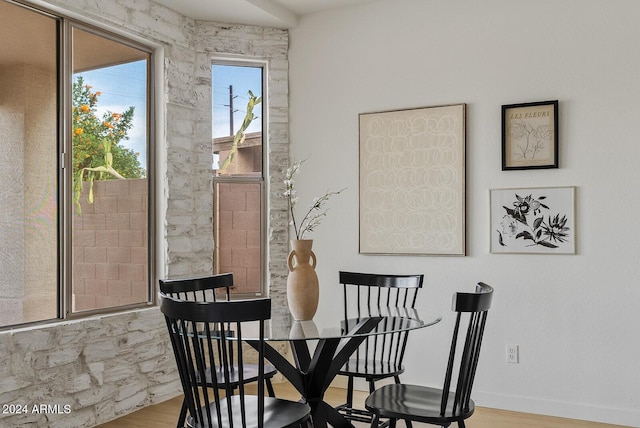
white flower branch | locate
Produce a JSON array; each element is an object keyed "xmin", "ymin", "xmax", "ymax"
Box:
[{"xmin": 284, "ymin": 159, "xmax": 345, "ymax": 240}]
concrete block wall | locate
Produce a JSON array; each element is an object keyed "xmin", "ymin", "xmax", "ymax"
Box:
[
  {"xmin": 217, "ymin": 182, "xmax": 262, "ymax": 294},
  {"xmin": 0, "ymin": 0, "xmax": 290, "ymax": 426},
  {"xmin": 73, "ymin": 179, "xmax": 149, "ymax": 311}
]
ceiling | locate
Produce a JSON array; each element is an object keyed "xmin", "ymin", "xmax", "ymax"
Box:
[
  {"xmin": 0, "ymin": 0, "xmax": 378, "ymax": 69},
  {"xmin": 0, "ymin": 1, "xmax": 147, "ymax": 70},
  {"xmin": 153, "ymin": 0, "xmax": 379, "ymax": 28}
]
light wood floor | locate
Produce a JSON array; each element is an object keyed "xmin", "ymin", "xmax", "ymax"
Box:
[{"xmin": 97, "ymin": 382, "xmax": 628, "ymax": 428}]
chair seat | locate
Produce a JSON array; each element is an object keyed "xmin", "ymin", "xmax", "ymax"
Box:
[
  {"xmin": 187, "ymin": 395, "xmax": 310, "ymax": 428},
  {"xmin": 365, "ymin": 384, "xmax": 475, "ymax": 425},
  {"xmin": 200, "ymin": 363, "xmax": 277, "ymax": 387},
  {"xmin": 339, "ymin": 358, "xmax": 404, "ymax": 379}
]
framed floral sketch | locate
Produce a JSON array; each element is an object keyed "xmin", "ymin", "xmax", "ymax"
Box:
[
  {"xmin": 502, "ymin": 100, "xmax": 558, "ymax": 170},
  {"xmin": 490, "ymin": 186, "xmax": 575, "ymax": 254},
  {"xmin": 359, "ymin": 104, "xmax": 466, "ymax": 255}
]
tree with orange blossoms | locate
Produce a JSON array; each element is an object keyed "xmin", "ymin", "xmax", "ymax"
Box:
[{"xmin": 72, "ymin": 75, "xmax": 143, "ymax": 213}]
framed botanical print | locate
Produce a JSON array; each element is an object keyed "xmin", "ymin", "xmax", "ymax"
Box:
[
  {"xmin": 502, "ymin": 100, "xmax": 558, "ymax": 170},
  {"xmin": 490, "ymin": 186, "xmax": 575, "ymax": 254}
]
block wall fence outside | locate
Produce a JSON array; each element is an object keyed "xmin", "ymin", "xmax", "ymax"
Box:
[
  {"xmin": 73, "ymin": 179, "xmax": 149, "ymax": 311},
  {"xmin": 0, "ymin": 0, "xmax": 291, "ymax": 426},
  {"xmin": 213, "ymin": 134, "xmax": 263, "ymax": 295},
  {"xmin": 217, "ymin": 182, "xmax": 262, "ymax": 295}
]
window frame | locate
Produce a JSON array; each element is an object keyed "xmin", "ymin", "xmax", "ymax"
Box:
[
  {"xmin": 63, "ymin": 20, "xmax": 156, "ymax": 319},
  {"xmin": 0, "ymin": 0, "xmax": 156, "ymax": 329},
  {"xmin": 211, "ymin": 59, "xmax": 267, "ymax": 298}
]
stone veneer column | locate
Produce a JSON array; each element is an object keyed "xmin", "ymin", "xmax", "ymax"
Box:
[{"xmin": 192, "ymin": 23, "xmax": 290, "ymax": 317}]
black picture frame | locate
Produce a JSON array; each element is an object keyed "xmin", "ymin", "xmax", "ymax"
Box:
[{"xmin": 502, "ymin": 100, "xmax": 558, "ymax": 170}]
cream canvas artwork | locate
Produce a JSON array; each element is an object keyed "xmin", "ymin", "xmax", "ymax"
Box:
[{"xmin": 359, "ymin": 104, "xmax": 466, "ymax": 255}]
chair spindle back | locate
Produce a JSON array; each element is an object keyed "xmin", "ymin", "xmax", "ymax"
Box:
[
  {"xmin": 340, "ymin": 271, "xmax": 424, "ymax": 375},
  {"xmin": 160, "ymin": 294, "xmax": 271, "ymax": 428},
  {"xmin": 440, "ymin": 282, "xmax": 493, "ymax": 417}
]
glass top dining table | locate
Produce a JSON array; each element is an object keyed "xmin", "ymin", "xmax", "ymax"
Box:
[
  {"xmin": 241, "ymin": 306, "xmax": 442, "ymax": 428},
  {"xmin": 241, "ymin": 306, "xmax": 441, "ymax": 341}
]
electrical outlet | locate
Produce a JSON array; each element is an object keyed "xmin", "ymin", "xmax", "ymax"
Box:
[{"xmin": 506, "ymin": 344, "xmax": 519, "ymax": 364}]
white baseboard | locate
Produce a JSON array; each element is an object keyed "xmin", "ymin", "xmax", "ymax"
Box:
[{"xmin": 472, "ymin": 390, "xmax": 640, "ymax": 428}]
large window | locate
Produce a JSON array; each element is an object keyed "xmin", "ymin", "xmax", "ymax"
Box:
[
  {"xmin": 212, "ymin": 63, "xmax": 265, "ymax": 296},
  {"xmin": 0, "ymin": 0, "xmax": 153, "ymax": 328},
  {"xmin": 0, "ymin": 1, "xmax": 58, "ymax": 326},
  {"xmin": 70, "ymin": 26, "xmax": 151, "ymax": 314}
]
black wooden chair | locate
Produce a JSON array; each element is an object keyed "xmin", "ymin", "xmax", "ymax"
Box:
[
  {"xmin": 160, "ymin": 294, "xmax": 311, "ymax": 428},
  {"xmin": 364, "ymin": 282, "xmax": 494, "ymax": 428},
  {"xmin": 159, "ymin": 274, "xmax": 277, "ymax": 427},
  {"xmin": 336, "ymin": 271, "xmax": 424, "ymax": 426}
]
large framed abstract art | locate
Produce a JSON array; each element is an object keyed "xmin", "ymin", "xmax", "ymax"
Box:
[{"xmin": 359, "ymin": 104, "xmax": 466, "ymax": 255}]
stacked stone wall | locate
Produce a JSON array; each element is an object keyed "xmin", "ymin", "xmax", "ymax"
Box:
[
  {"xmin": 0, "ymin": 309, "xmax": 177, "ymax": 427},
  {"xmin": 193, "ymin": 21, "xmax": 290, "ymax": 317}
]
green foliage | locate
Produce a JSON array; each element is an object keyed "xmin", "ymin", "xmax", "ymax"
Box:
[{"xmin": 72, "ymin": 75, "xmax": 144, "ymax": 212}]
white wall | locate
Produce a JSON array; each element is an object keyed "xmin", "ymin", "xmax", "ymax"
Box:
[{"xmin": 288, "ymin": 0, "xmax": 640, "ymax": 425}]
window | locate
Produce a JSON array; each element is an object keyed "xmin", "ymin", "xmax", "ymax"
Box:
[
  {"xmin": 0, "ymin": 0, "xmax": 153, "ymax": 328},
  {"xmin": 212, "ymin": 63, "xmax": 265, "ymax": 296},
  {"xmin": 0, "ymin": 1, "xmax": 58, "ymax": 326},
  {"xmin": 70, "ymin": 26, "xmax": 151, "ymax": 313}
]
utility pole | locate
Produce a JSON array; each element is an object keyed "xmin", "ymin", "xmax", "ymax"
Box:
[{"xmin": 224, "ymin": 85, "xmax": 238, "ymax": 136}]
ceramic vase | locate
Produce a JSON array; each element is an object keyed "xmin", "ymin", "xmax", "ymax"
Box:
[
  {"xmin": 289, "ymin": 320, "xmax": 320, "ymax": 340},
  {"xmin": 286, "ymin": 239, "xmax": 319, "ymax": 320}
]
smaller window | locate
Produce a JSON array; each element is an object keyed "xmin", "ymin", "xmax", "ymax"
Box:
[{"xmin": 212, "ymin": 63, "xmax": 265, "ymax": 296}]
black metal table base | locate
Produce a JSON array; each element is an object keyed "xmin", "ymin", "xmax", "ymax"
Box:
[{"xmin": 249, "ymin": 317, "xmax": 383, "ymax": 427}]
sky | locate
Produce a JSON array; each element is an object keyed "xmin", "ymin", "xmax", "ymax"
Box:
[
  {"xmin": 212, "ymin": 64, "xmax": 263, "ymax": 138},
  {"xmin": 75, "ymin": 60, "xmax": 148, "ymax": 168},
  {"xmin": 75, "ymin": 62, "xmax": 263, "ymax": 170}
]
